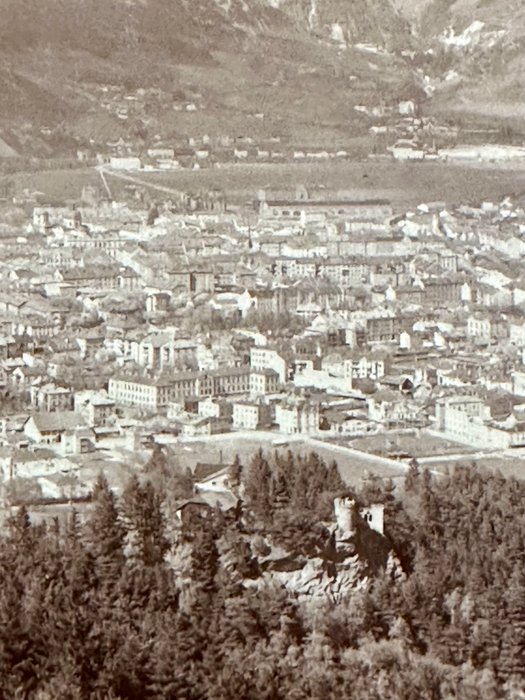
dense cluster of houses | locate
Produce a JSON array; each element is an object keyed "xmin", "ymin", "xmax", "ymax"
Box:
[
  {"xmin": 1, "ymin": 184, "xmax": 525, "ymax": 506},
  {"xmin": 77, "ymin": 131, "xmax": 358, "ymax": 171}
]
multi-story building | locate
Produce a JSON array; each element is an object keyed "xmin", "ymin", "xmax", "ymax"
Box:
[
  {"xmin": 435, "ymin": 395, "xmax": 525, "ymax": 449},
  {"xmin": 123, "ymin": 333, "xmax": 198, "ymax": 370},
  {"xmin": 197, "ymin": 398, "xmax": 232, "ymax": 420},
  {"xmin": 65, "ymin": 232, "xmax": 126, "ymax": 258},
  {"xmin": 272, "ymin": 258, "xmax": 318, "ymax": 280},
  {"xmin": 512, "ymin": 372, "xmax": 525, "ymax": 398},
  {"xmin": 41, "ymin": 247, "xmax": 84, "ymax": 269},
  {"xmin": 258, "ymin": 192, "xmax": 392, "ymax": 224},
  {"xmin": 30, "ymin": 384, "xmax": 74, "ymax": 412},
  {"xmin": 168, "ymin": 269, "xmax": 214, "ymax": 294},
  {"xmin": 343, "ymin": 355, "xmax": 385, "ymax": 381},
  {"xmin": 367, "ymin": 393, "xmax": 421, "ymax": 426},
  {"xmin": 57, "ymin": 265, "xmax": 139, "ymax": 291},
  {"xmin": 394, "ymin": 286, "xmax": 425, "ymax": 305},
  {"xmin": 318, "ymin": 258, "xmax": 368, "ymax": 288},
  {"xmin": 466, "ymin": 315, "xmax": 491, "ymax": 341},
  {"xmin": 423, "ymin": 277, "xmax": 466, "ymax": 306},
  {"xmin": 208, "ymin": 367, "xmax": 251, "ymax": 396},
  {"xmin": 366, "ymin": 316, "xmax": 412, "ymax": 344},
  {"xmin": 74, "ymin": 391, "xmax": 116, "ymax": 426},
  {"xmin": 250, "ymin": 347, "xmax": 287, "ymax": 384},
  {"xmin": 275, "ymin": 399, "xmax": 320, "ymax": 435},
  {"xmin": 109, "ymin": 367, "xmax": 253, "ymax": 410},
  {"xmin": 232, "ymin": 401, "xmax": 271, "ymax": 430},
  {"xmin": 249, "ymin": 369, "xmax": 280, "ymax": 395},
  {"xmin": 509, "ymin": 322, "xmax": 525, "ymax": 347},
  {"xmin": 108, "ymin": 377, "xmax": 171, "ymax": 410}
]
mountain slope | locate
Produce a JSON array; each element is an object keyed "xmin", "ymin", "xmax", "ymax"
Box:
[
  {"xmin": 394, "ymin": 0, "xmax": 525, "ymax": 125},
  {"xmin": 272, "ymin": 0, "xmax": 412, "ymax": 49},
  {"xmin": 0, "ymin": 0, "xmax": 421, "ymax": 154},
  {"xmin": 0, "ymin": 0, "xmax": 524, "ymax": 154}
]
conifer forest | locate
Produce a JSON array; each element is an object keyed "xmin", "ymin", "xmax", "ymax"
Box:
[{"xmin": 0, "ymin": 450, "xmax": 524, "ymax": 699}]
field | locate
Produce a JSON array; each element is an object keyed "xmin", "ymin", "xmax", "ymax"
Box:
[
  {"xmin": 6, "ymin": 159, "xmax": 525, "ymax": 209},
  {"xmin": 162, "ymin": 432, "xmax": 408, "ymax": 489},
  {"xmin": 419, "ymin": 452, "xmax": 525, "ymax": 480},
  {"xmin": 5, "ymin": 167, "xmax": 100, "ymax": 203},
  {"xmin": 351, "ymin": 431, "xmax": 473, "ymax": 459}
]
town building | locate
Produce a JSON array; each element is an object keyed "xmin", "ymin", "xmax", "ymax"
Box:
[{"xmin": 275, "ymin": 399, "xmax": 320, "ymax": 435}]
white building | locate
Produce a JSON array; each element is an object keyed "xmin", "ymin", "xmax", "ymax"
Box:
[
  {"xmin": 249, "ymin": 369, "xmax": 280, "ymax": 396},
  {"xmin": 275, "ymin": 400, "xmax": 320, "ymax": 435},
  {"xmin": 123, "ymin": 333, "xmax": 197, "ymax": 370},
  {"xmin": 293, "ymin": 366, "xmax": 352, "ymax": 394},
  {"xmin": 232, "ymin": 402, "xmax": 262, "ymax": 430},
  {"xmin": 512, "ymin": 372, "xmax": 525, "ymax": 398},
  {"xmin": 108, "ymin": 378, "xmax": 159, "ymax": 410},
  {"xmin": 109, "ymin": 156, "xmax": 142, "ymax": 171},
  {"xmin": 435, "ymin": 395, "xmax": 525, "ymax": 449},
  {"xmin": 466, "ymin": 316, "xmax": 491, "ymax": 341},
  {"xmin": 343, "ymin": 356, "xmax": 385, "ymax": 381},
  {"xmin": 510, "ymin": 323, "xmax": 525, "ymax": 347},
  {"xmin": 250, "ymin": 347, "xmax": 287, "ymax": 384}
]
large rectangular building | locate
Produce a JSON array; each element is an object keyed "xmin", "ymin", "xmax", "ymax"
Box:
[
  {"xmin": 258, "ymin": 197, "xmax": 392, "ymax": 224},
  {"xmin": 108, "ymin": 367, "xmax": 253, "ymax": 410}
]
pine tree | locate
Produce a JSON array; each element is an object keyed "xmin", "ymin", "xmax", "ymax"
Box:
[
  {"xmin": 191, "ymin": 522, "xmax": 219, "ymax": 597},
  {"xmin": 498, "ymin": 562, "xmax": 525, "ymax": 680},
  {"xmin": 121, "ymin": 476, "xmax": 169, "ymax": 567},
  {"xmin": 228, "ymin": 454, "xmax": 243, "ymax": 493},
  {"xmin": 270, "ymin": 461, "xmax": 291, "ymax": 512},
  {"xmin": 405, "ymin": 459, "xmax": 421, "ymax": 492},
  {"xmin": 85, "ymin": 471, "xmax": 124, "ymax": 584},
  {"xmin": 243, "ymin": 450, "xmax": 272, "ymax": 521},
  {"xmin": 217, "ymin": 530, "xmax": 259, "ymax": 594},
  {"xmin": 326, "ymin": 459, "xmax": 345, "ymax": 493}
]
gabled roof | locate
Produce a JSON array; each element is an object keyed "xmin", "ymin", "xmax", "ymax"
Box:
[
  {"xmin": 28, "ymin": 412, "xmax": 86, "ymax": 433},
  {"xmin": 193, "ymin": 462, "xmax": 230, "ymax": 480},
  {"xmin": 196, "ymin": 490, "xmax": 239, "ymax": 511}
]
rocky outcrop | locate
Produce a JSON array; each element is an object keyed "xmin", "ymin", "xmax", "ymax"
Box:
[{"xmin": 267, "ymin": 551, "xmax": 368, "ymax": 601}]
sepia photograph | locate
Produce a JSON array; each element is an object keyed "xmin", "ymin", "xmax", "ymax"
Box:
[{"xmin": 0, "ymin": 0, "xmax": 525, "ymax": 697}]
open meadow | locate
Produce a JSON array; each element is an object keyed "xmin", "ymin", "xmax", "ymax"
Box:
[{"xmin": 5, "ymin": 158, "xmax": 525, "ymax": 208}]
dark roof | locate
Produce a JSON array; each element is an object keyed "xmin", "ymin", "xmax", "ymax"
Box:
[{"xmin": 175, "ymin": 497, "xmax": 212, "ymax": 512}]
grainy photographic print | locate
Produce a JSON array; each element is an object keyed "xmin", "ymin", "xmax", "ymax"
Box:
[{"xmin": 1, "ymin": 0, "xmax": 525, "ymax": 698}]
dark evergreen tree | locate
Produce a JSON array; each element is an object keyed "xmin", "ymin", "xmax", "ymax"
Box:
[
  {"xmin": 499, "ymin": 562, "xmax": 525, "ymax": 680},
  {"xmin": 85, "ymin": 471, "xmax": 125, "ymax": 581},
  {"xmin": 121, "ymin": 476, "xmax": 169, "ymax": 567},
  {"xmin": 243, "ymin": 450, "xmax": 272, "ymax": 521}
]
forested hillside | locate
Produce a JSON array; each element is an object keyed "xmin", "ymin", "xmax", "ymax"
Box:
[{"xmin": 0, "ymin": 450, "xmax": 524, "ymax": 698}]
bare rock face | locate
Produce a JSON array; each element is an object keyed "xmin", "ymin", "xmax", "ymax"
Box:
[
  {"xmin": 271, "ymin": 0, "xmax": 411, "ymax": 48},
  {"xmin": 263, "ymin": 552, "xmax": 366, "ymax": 601},
  {"xmin": 262, "ymin": 537, "xmax": 404, "ymax": 601}
]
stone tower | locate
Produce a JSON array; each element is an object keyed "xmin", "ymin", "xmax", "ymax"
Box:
[{"xmin": 333, "ymin": 496, "xmax": 356, "ymax": 539}]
